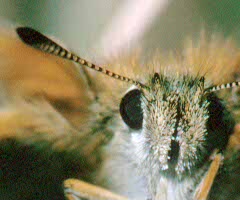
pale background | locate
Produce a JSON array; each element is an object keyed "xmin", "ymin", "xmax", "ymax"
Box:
[{"xmin": 0, "ymin": 0, "xmax": 240, "ymax": 60}]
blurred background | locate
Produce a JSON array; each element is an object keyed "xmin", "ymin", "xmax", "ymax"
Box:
[{"xmin": 0, "ymin": 0, "xmax": 240, "ymax": 61}]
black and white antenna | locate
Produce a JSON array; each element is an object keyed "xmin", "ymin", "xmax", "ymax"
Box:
[
  {"xmin": 205, "ymin": 81, "xmax": 240, "ymax": 93},
  {"xmin": 16, "ymin": 27, "xmax": 146, "ymax": 89}
]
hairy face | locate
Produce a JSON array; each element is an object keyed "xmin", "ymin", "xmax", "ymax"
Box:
[
  {"xmin": 120, "ymin": 73, "xmax": 234, "ymax": 179},
  {"xmin": 141, "ymin": 74, "xmax": 209, "ymax": 176}
]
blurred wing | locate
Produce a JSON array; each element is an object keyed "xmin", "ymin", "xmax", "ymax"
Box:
[
  {"xmin": 0, "ymin": 26, "xmax": 92, "ymax": 129},
  {"xmin": 0, "ymin": 25, "xmax": 122, "ymax": 200}
]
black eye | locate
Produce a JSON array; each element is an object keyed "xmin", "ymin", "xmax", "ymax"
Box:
[
  {"xmin": 120, "ymin": 89, "xmax": 143, "ymax": 130},
  {"xmin": 206, "ymin": 93, "xmax": 235, "ymax": 152}
]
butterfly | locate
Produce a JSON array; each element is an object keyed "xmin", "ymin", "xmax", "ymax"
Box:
[{"xmin": 0, "ymin": 26, "xmax": 239, "ymax": 200}]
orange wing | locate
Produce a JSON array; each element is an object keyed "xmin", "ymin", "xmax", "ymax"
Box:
[
  {"xmin": 0, "ymin": 26, "xmax": 103, "ymax": 200},
  {"xmin": 0, "ymin": 26, "xmax": 92, "ymax": 135}
]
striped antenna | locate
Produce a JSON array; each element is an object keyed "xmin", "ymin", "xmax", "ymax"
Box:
[
  {"xmin": 16, "ymin": 27, "xmax": 146, "ymax": 88},
  {"xmin": 205, "ymin": 81, "xmax": 240, "ymax": 93}
]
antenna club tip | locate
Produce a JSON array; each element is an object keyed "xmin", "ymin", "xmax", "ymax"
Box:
[
  {"xmin": 16, "ymin": 27, "xmax": 48, "ymax": 47},
  {"xmin": 15, "ymin": 27, "xmax": 147, "ymax": 88},
  {"xmin": 16, "ymin": 27, "xmax": 36, "ymax": 44}
]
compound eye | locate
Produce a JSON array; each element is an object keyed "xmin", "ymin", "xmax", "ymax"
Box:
[{"xmin": 120, "ymin": 89, "xmax": 143, "ymax": 130}]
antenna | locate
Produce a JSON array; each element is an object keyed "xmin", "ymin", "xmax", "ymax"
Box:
[
  {"xmin": 205, "ymin": 81, "xmax": 240, "ymax": 93},
  {"xmin": 16, "ymin": 27, "xmax": 146, "ymax": 89}
]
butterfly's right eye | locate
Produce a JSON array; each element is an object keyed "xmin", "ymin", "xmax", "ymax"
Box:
[{"xmin": 120, "ymin": 89, "xmax": 143, "ymax": 130}]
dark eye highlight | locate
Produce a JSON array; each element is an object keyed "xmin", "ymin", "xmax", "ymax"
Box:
[{"xmin": 120, "ymin": 89, "xmax": 143, "ymax": 130}]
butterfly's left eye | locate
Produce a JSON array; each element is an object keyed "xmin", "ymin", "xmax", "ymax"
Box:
[{"xmin": 120, "ymin": 89, "xmax": 143, "ymax": 130}]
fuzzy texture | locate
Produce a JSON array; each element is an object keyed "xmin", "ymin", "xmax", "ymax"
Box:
[
  {"xmin": 96, "ymin": 35, "xmax": 240, "ymax": 199},
  {"xmin": 0, "ymin": 28, "xmax": 239, "ymax": 199}
]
